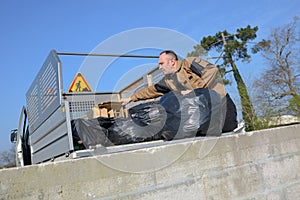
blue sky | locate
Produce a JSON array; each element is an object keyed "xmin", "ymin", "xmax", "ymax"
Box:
[{"xmin": 0, "ymin": 0, "xmax": 299, "ymax": 152}]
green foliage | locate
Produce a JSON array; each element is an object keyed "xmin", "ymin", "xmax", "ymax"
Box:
[
  {"xmin": 251, "ymin": 39, "xmax": 271, "ymax": 54},
  {"xmin": 236, "ymin": 25, "xmax": 258, "ymax": 41},
  {"xmin": 199, "ymin": 25, "xmax": 259, "ymax": 67},
  {"xmin": 252, "ymin": 117, "xmax": 271, "ymax": 131},
  {"xmin": 217, "ymin": 66, "xmax": 231, "ymax": 85},
  {"xmin": 288, "ymin": 95, "xmax": 300, "ymax": 115}
]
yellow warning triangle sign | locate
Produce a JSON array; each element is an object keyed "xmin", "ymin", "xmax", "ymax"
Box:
[{"xmin": 68, "ymin": 72, "xmax": 92, "ymax": 92}]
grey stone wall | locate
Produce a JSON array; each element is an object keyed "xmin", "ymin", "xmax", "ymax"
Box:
[{"xmin": 0, "ymin": 124, "xmax": 299, "ymax": 200}]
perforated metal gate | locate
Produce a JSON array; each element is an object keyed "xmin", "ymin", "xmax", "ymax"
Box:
[
  {"xmin": 64, "ymin": 92, "xmax": 121, "ymax": 120},
  {"xmin": 26, "ymin": 50, "xmax": 63, "ymax": 132}
]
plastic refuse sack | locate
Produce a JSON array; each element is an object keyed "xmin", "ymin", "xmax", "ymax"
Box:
[
  {"xmin": 159, "ymin": 88, "xmax": 223, "ymax": 140},
  {"xmin": 107, "ymin": 118, "xmax": 162, "ymax": 145},
  {"xmin": 73, "ymin": 117, "xmax": 115, "ymax": 148},
  {"xmin": 222, "ymin": 93, "xmax": 238, "ymax": 133},
  {"xmin": 128, "ymin": 101, "xmax": 165, "ymax": 127},
  {"xmin": 108, "ymin": 102, "xmax": 165, "ymax": 145}
]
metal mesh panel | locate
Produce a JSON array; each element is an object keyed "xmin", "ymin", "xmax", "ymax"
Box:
[
  {"xmin": 69, "ymin": 101, "xmax": 95, "ymax": 119},
  {"xmin": 26, "ymin": 85, "xmax": 39, "ymax": 126},
  {"xmin": 64, "ymin": 93, "xmax": 120, "ymax": 120},
  {"xmin": 26, "ymin": 51, "xmax": 62, "ymax": 132},
  {"xmin": 40, "ymin": 62, "xmax": 58, "ymax": 113}
]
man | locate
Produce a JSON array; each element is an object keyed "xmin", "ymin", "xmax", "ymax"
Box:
[
  {"xmin": 122, "ymin": 50, "xmax": 225, "ymax": 102},
  {"xmin": 121, "ymin": 50, "xmax": 237, "ymax": 133}
]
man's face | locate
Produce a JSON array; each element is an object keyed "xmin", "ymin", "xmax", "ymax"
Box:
[{"xmin": 158, "ymin": 53, "xmax": 176, "ymax": 75}]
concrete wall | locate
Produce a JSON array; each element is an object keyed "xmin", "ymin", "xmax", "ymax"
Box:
[{"xmin": 1, "ymin": 124, "xmax": 300, "ymax": 200}]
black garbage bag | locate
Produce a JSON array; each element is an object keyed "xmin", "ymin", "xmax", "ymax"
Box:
[
  {"xmin": 71, "ymin": 120, "xmax": 81, "ymax": 144},
  {"xmin": 107, "ymin": 102, "xmax": 165, "ymax": 145},
  {"xmin": 128, "ymin": 101, "xmax": 164, "ymax": 127},
  {"xmin": 158, "ymin": 91, "xmax": 197, "ymax": 140},
  {"xmin": 96, "ymin": 117, "xmax": 116, "ymax": 129},
  {"xmin": 107, "ymin": 119, "xmax": 154, "ymax": 145},
  {"xmin": 73, "ymin": 117, "xmax": 114, "ymax": 148},
  {"xmin": 222, "ymin": 93, "xmax": 238, "ymax": 133},
  {"xmin": 108, "ymin": 119, "xmax": 163, "ymax": 145},
  {"xmin": 159, "ymin": 88, "xmax": 223, "ymax": 140},
  {"xmin": 107, "ymin": 118, "xmax": 138, "ymax": 145}
]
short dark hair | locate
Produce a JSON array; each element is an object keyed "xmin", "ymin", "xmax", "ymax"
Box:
[{"xmin": 159, "ymin": 50, "xmax": 178, "ymax": 60}]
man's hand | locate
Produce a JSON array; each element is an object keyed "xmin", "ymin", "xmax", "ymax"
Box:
[{"xmin": 120, "ymin": 97, "xmax": 132, "ymax": 105}]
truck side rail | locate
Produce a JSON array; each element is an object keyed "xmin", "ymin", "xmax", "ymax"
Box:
[
  {"xmin": 26, "ymin": 50, "xmax": 69, "ymax": 164},
  {"xmin": 26, "ymin": 50, "xmax": 63, "ymax": 133}
]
